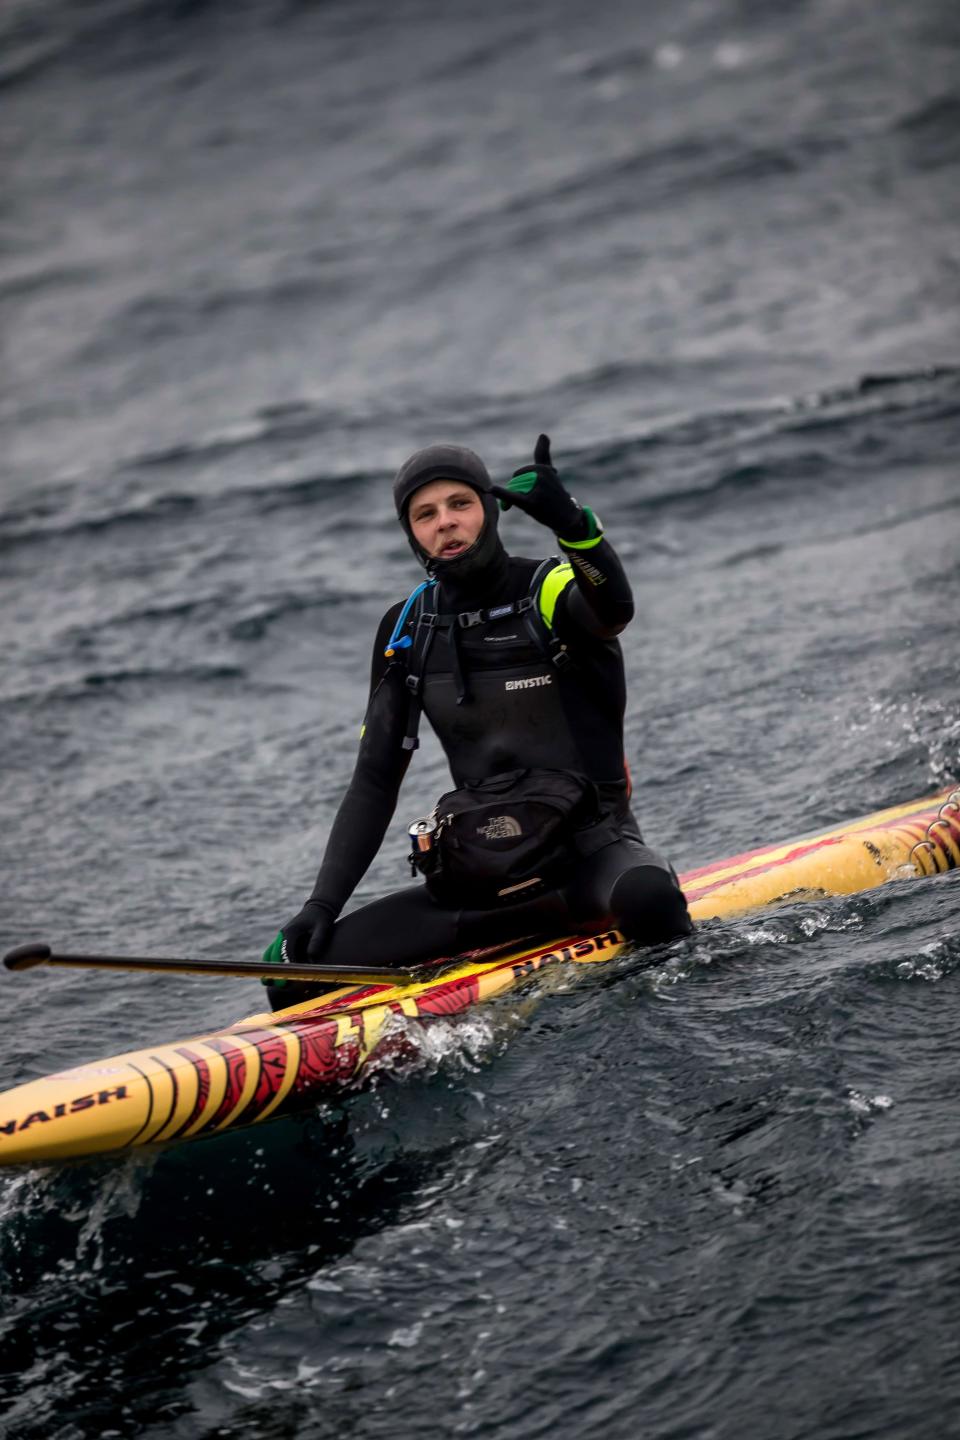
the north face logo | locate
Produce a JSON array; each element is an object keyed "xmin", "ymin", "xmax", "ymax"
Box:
[{"xmin": 477, "ymin": 815, "xmax": 523, "ymax": 840}]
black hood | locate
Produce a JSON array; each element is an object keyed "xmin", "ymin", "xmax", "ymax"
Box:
[
  {"xmin": 393, "ymin": 443, "xmax": 493, "ymax": 516},
  {"xmin": 393, "ymin": 443, "xmax": 508, "ymax": 598}
]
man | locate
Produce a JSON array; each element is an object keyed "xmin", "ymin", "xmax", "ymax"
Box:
[{"xmin": 263, "ymin": 435, "xmax": 691, "ymax": 1005}]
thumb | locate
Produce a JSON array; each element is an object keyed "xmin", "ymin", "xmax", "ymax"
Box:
[{"xmin": 534, "ymin": 433, "xmax": 552, "ymax": 467}]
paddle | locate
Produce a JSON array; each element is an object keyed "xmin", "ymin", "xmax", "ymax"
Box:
[{"xmin": 2, "ymin": 942, "xmax": 417, "ymax": 986}]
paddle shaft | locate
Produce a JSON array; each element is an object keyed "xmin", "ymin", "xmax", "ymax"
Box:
[{"xmin": 2, "ymin": 943, "xmax": 416, "ymax": 986}]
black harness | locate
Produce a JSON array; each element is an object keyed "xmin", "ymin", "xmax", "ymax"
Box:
[{"xmin": 399, "ymin": 558, "xmax": 571, "ymax": 751}]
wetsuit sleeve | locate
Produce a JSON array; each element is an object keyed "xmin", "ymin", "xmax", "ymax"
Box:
[
  {"xmin": 304, "ymin": 604, "xmax": 413, "ymax": 918},
  {"xmin": 553, "ymin": 533, "xmax": 634, "ymax": 642}
]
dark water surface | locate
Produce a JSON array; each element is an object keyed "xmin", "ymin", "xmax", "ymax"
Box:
[{"xmin": 2, "ymin": 1, "xmax": 959, "ymax": 1436}]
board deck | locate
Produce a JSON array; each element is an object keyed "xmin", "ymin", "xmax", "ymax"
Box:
[{"xmin": 1, "ymin": 786, "xmax": 957, "ymax": 1167}]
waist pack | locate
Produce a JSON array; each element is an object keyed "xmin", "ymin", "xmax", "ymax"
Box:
[{"xmin": 410, "ymin": 768, "xmax": 602, "ymax": 903}]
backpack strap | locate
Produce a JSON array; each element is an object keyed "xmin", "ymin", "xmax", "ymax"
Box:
[
  {"xmin": 398, "ymin": 582, "xmax": 441, "ymax": 751},
  {"xmin": 524, "ymin": 558, "xmax": 575, "ymax": 671},
  {"xmin": 434, "ymin": 595, "xmax": 536, "ymax": 630}
]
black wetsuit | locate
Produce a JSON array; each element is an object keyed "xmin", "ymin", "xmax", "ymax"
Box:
[{"xmin": 266, "ymin": 527, "xmax": 691, "ymax": 1007}]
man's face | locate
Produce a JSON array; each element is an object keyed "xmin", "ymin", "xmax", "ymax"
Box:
[{"xmin": 408, "ymin": 480, "xmax": 485, "ymax": 560}]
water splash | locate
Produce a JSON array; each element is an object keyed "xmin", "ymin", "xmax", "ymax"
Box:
[
  {"xmin": 847, "ymin": 1090, "xmax": 894, "ymax": 1115},
  {"xmin": 854, "ymin": 696, "xmax": 960, "ymax": 788},
  {"xmin": 894, "ymin": 936, "xmax": 960, "ymax": 984},
  {"xmin": 363, "ymin": 1009, "xmax": 503, "ymax": 1089}
]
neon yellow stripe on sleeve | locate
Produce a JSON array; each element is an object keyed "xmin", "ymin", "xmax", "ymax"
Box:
[{"xmin": 538, "ymin": 562, "xmax": 575, "ymax": 630}]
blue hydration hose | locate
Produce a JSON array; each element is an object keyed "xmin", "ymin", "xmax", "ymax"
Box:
[{"xmin": 384, "ymin": 578, "xmax": 437, "ymax": 657}]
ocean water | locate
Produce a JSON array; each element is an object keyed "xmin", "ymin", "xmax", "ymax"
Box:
[{"xmin": 1, "ymin": 0, "xmax": 959, "ymax": 1436}]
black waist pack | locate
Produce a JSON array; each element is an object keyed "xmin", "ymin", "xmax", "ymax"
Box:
[{"xmin": 415, "ymin": 768, "xmax": 601, "ymax": 903}]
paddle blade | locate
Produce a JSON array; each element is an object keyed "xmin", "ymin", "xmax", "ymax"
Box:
[{"xmin": 3, "ymin": 943, "xmax": 52, "ymax": 971}]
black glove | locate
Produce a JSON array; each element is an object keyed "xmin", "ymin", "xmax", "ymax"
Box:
[
  {"xmin": 261, "ymin": 900, "xmax": 335, "ymax": 975},
  {"xmin": 491, "ymin": 434, "xmax": 595, "ymax": 541}
]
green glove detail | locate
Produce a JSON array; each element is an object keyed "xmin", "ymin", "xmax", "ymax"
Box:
[
  {"xmin": 261, "ymin": 931, "xmax": 288, "ymax": 987},
  {"xmin": 260, "ymin": 901, "xmax": 335, "ymax": 987},
  {"xmin": 491, "ymin": 433, "xmax": 599, "ymax": 543}
]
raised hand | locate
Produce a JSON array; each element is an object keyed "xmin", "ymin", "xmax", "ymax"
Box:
[{"xmin": 491, "ymin": 434, "xmax": 591, "ymax": 540}]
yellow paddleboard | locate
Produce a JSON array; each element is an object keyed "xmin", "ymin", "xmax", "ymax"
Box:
[{"xmin": 1, "ymin": 786, "xmax": 957, "ymax": 1167}]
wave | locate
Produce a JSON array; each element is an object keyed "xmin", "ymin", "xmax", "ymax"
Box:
[
  {"xmin": 0, "ymin": 0, "xmax": 251, "ymax": 86},
  {"xmin": 79, "ymin": 661, "xmax": 245, "ymax": 688},
  {"xmin": 2, "ymin": 364, "xmax": 953, "ymax": 554},
  {"xmin": 440, "ymin": 129, "xmax": 846, "ymax": 254},
  {"xmin": 420, "ymin": 28, "xmax": 535, "ymax": 84},
  {"xmin": 0, "ymin": 465, "xmax": 386, "ymax": 552},
  {"xmin": 0, "ymin": 0, "xmax": 217, "ymax": 92},
  {"xmin": 556, "ymin": 43, "xmax": 653, "ymax": 83},
  {"xmin": 511, "ymin": 362, "xmax": 960, "ymax": 468},
  {"xmin": 226, "ymin": 589, "xmax": 344, "ymax": 642},
  {"xmin": 577, "ymin": 362, "xmax": 960, "ymax": 475},
  {"xmin": 0, "ymin": 263, "xmax": 100, "ymax": 301},
  {"xmin": 75, "ymin": 273, "xmax": 344, "ymax": 361},
  {"xmin": 0, "ymin": 0, "xmax": 81, "ymax": 91},
  {"xmin": 0, "ymin": 662, "xmax": 248, "ymax": 711},
  {"xmin": 894, "ymin": 93, "xmax": 960, "ymax": 169},
  {"xmin": 0, "ymin": 491, "xmax": 199, "ymax": 553}
]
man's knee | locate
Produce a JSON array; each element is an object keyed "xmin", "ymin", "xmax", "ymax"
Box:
[{"xmin": 610, "ymin": 865, "xmax": 693, "ymax": 946}]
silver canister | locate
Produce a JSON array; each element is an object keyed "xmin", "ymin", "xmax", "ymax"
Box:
[{"xmin": 408, "ymin": 815, "xmax": 439, "ymax": 874}]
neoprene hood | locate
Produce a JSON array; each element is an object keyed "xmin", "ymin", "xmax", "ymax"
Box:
[
  {"xmin": 392, "ymin": 444, "xmax": 493, "ymax": 515},
  {"xmin": 393, "ymin": 443, "xmax": 503, "ymax": 585}
]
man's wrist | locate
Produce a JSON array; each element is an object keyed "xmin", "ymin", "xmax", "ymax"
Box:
[
  {"xmin": 559, "ymin": 506, "xmax": 603, "ymax": 549},
  {"xmin": 305, "ymin": 896, "xmax": 336, "ymax": 916}
]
